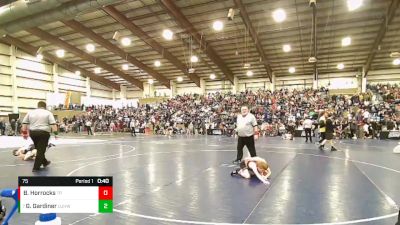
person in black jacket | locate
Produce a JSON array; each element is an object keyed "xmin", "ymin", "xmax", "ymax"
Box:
[{"xmin": 321, "ymin": 113, "xmax": 338, "ymax": 151}]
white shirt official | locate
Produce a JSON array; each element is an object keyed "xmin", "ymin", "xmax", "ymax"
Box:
[
  {"xmin": 237, "ymin": 113, "xmax": 257, "ymax": 137},
  {"xmin": 303, "ymin": 119, "xmax": 313, "ymax": 129},
  {"xmin": 22, "ymin": 109, "xmax": 56, "ymax": 133}
]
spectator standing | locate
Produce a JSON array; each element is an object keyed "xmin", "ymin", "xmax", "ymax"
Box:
[
  {"xmin": 85, "ymin": 119, "xmax": 93, "ymax": 135},
  {"xmin": 303, "ymin": 117, "xmax": 313, "ymax": 143}
]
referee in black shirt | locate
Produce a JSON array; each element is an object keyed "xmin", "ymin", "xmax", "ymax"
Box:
[{"xmin": 22, "ymin": 101, "xmax": 58, "ymax": 172}]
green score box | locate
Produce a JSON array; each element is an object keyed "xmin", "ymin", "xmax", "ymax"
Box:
[{"xmin": 99, "ymin": 200, "xmax": 113, "ymax": 213}]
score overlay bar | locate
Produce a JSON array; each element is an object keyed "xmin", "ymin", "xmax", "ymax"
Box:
[{"xmin": 18, "ymin": 177, "xmax": 113, "ymax": 213}]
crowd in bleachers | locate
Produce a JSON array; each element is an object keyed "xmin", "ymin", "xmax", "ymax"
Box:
[
  {"xmin": 56, "ymin": 84, "xmax": 400, "ymax": 139},
  {"xmin": 0, "ymin": 118, "xmax": 21, "ymax": 136}
]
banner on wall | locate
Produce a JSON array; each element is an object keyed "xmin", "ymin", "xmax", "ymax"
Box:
[{"xmin": 64, "ymin": 91, "xmax": 71, "ymax": 108}]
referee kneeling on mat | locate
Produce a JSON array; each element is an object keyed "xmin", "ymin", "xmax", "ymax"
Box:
[
  {"xmin": 233, "ymin": 106, "xmax": 259, "ymax": 164},
  {"xmin": 21, "ymin": 101, "xmax": 58, "ymax": 172}
]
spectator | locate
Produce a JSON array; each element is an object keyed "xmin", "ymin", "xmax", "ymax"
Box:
[
  {"xmin": 0, "ymin": 119, "xmax": 5, "ymax": 135},
  {"xmin": 85, "ymin": 120, "xmax": 93, "ymax": 136},
  {"xmin": 53, "ymin": 84, "xmax": 398, "ymax": 140}
]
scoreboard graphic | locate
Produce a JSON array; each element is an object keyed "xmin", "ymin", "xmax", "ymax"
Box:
[{"xmin": 18, "ymin": 176, "xmax": 113, "ymax": 214}]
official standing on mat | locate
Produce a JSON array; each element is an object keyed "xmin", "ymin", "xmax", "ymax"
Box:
[
  {"xmin": 303, "ymin": 116, "xmax": 313, "ymax": 143},
  {"xmin": 233, "ymin": 106, "xmax": 259, "ymax": 164},
  {"xmin": 21, "ymin": 101, "xmax": 58, "ymax": 172}
]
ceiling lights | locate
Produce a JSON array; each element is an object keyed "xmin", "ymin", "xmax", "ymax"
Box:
[
  {"xmin": 122, "ymin": 64, "xmax": 129, "ymax": 70},
  {"xmin": 177, "ymin": 77, "xmax": 183, "ymax": 82},
  {"xmin": 342, "ymin": 36, "xmax": 351, "ymax": 47},
  {"xmin": 55, "ymin": 49, "xmax": 65, "ymax": 58},
  {"xmin": 272, "ymin": 9, "xmax": 286, "ymax": 23},
  {"xmin": 190, "ymin": 55, "xmax": 199, "ymax": 63},
  {"xmin": 75, "ymin": 71, "xmax": 81, "ymax": 76},
  {"xmin": 154, "ymin": 60, "xmax": 161, "ymax": 67},
  {"xmin": 94, "ymin": 67, "xmax": 101, "ymax": 74},
  {"xmin": 210, "ymin": 73, "xmax": 216, "ymax": 80},
  {"xmin": 212, "ymin": 20, "xmax": 224, "ymax": 31},
  {"xmin": 246, "ymin": 70, "xmax": 253, "ymax": 77},
  {"xmin": 120, "ymin": 37, "xmax": 131, "ymax": 46},
  {"xmin": 288, "ymin": 67, "xmax": 296, "ymax": 73},
  {"xmin": 347, "ymin": 0, "xmax": 363, "ymax": 11},
  {"xmin": 283, "ymin": 44, "xmax": 291, "ymax": 52},
  {"xmin": 86, "ymin": 43, "xmax": 95, "ymax": 52},
  {"xmin": 393, "ymin": 58, "xmax": 400, "ymax": 66},
  {"xmin": 36, "ymin": 54, "xmax": 43, "ymax": 60},
  {"xmin": 162, "ymin": 29, "xmax": 173, "ymax": 40},
  {"xmin": 337, "ymin": 63, "xmax": 345, "ymax": 70},
  {"xmin": 148, "ymin": 79, "xmax": 154, "ymax": 84}
]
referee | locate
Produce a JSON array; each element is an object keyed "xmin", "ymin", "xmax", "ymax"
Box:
[
  {"xmin": 22, "ymin": 101, "xmax": 58, "ymax": 172},
  {"xmin": 233, "ymin": 106, "xmax": 259, "ymax": 164}
]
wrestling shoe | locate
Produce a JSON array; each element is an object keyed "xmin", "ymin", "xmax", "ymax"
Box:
[
  {"xmin": 43, "ymin": 160, "xmax": 51, "ymax": 168},
  {"xmin": 232, "ymin": 159, "xmax": 241, "ymax": 164},
  {"xmin": 331, "ymin": 147, "xmax": 338, "ymax": 151},
  {"xmin": 230, "ymin": 169, "xmax": 240, "ymax": 176}
]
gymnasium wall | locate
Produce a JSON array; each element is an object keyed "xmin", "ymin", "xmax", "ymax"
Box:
[
  {"xmin": 154, "ymin": 85, "xmax": 171, "ymax": 97},
  {"xmin": 176, "ymin": 82, "xmax": 203, "ymax": 95},
  {"xmin": 0, "ymin": 43, "xmax": 114, "ymax": 115},
  {"xmin": 0, "ymin": 43, "xmax": 13, "ymax": 115},
  {"xmin": 131, "ymin": 68, "xmax": 400, "ymax": 98},
  {"xmin": 126, "ymin": 86, "xmax": 143, "ymax": 99},
  {"xmin": 205, "ymin": 80, "xmax": 233, "ymax": 93},
  {"xmin": 275, "ymin": 71, "xmax": 360, "ymax": 90},
  {"xmin": 238, "ymin": 77, "xmax": 271, "ymax": 91},
  {"xmin": 174, "ymin": 77, "xmax": 271, "ymax": 95},
  {"xmin": 367, "ymin": 69, "xmax": 400, "ymax": 85},
  {"xmin": 1, "ymin": 41, "xmax": 399, "ymax": 116}
]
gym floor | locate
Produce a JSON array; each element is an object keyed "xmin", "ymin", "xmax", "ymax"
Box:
[{"xmin": 0, "ymin": 135, "xmax": 399, "ymax": 225}]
